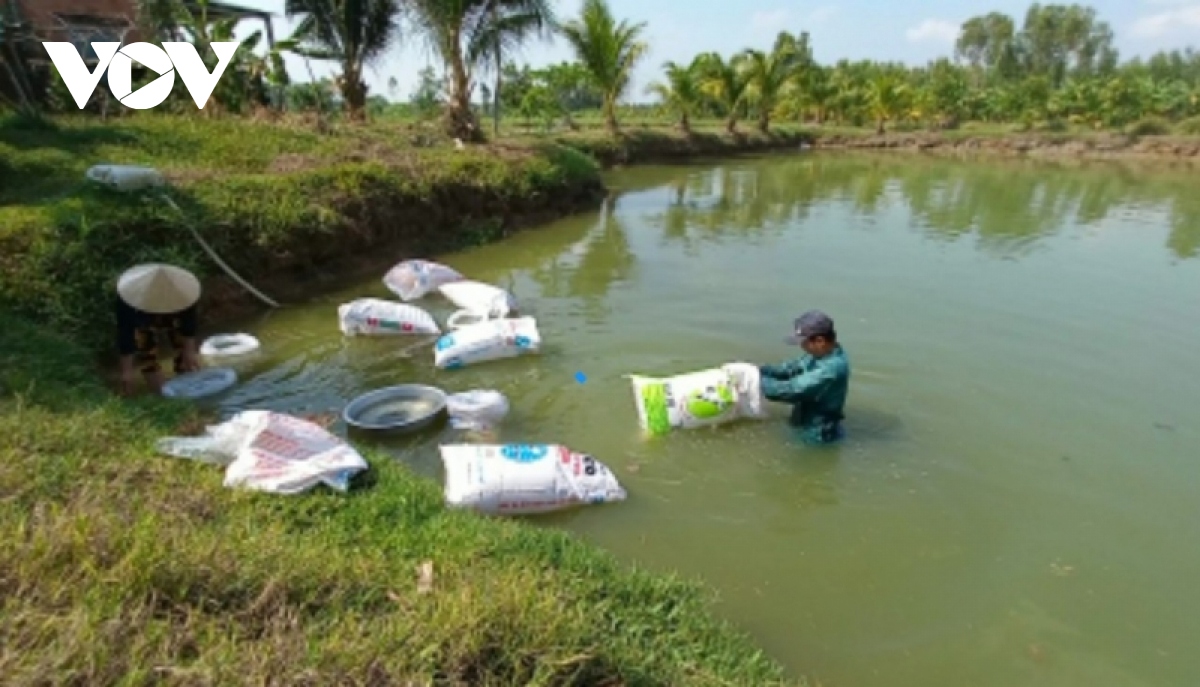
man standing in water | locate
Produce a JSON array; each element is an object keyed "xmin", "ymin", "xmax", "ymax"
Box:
[{"xmin": 759, "ymin": 310, "xmax": 850, "ymax": 444}]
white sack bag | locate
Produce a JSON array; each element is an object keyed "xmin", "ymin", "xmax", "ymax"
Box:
[
  {"xmin": 445, "ymin": 390, "xmax": 510, "ymax": 430},
  {"xmin": 382, "ymin": 259, "xmax": 464, "ymax": 301},
  {"xmin": 156, "ymin": 410, "xmax": 368, "ymax": 494},
  {"xmin": 432, "ymin": 317, "xmax": 539, "ymax": 369},
  {"xmin": 439, "ymin": 443, "xmax": 626, "ymax": 515},
  {"xmin": 628, "ymin": 362, "xmax": 767, "ymax": 436},
  {"xmin": 438, "ymin": 280, "xmax": 517, "ymax": 318},
  {"xmin": 337, "ymin": 298, "xmax": 440, "ymax": 336}
]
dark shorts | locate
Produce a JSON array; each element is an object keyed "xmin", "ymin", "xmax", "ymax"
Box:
[{"xmin": 132, "ymin": 324, "xmax": 186, "ymax": 375}]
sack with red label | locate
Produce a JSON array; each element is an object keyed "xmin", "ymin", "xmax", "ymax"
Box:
[
  {"xmin": 156, "ymin": 410, "xmax": 369, "ymax": 494},
  {"xmin": 438, "ymin": 443, "xmax": 626, "ymax": 515},
  {"xmin": 337, "ymin": 297, "xmax": 441, "ymax": 336}
]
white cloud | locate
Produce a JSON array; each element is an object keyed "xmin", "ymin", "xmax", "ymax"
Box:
[
  {"xmin": 906, "ymin": 19, "xmax": 960, "ymax": 44},
  {"xmin": 1131, "ymin": 5, "xmax": 1200, "ymax": 38},
  {"xmin": 807, "ymin": 5, "xmax": 838, "ymax": 25},
  {"xmin": 748, "ymin": 6, "xmax": 836, "ymax": 40},
  {"xmin": 750, "ymin": 9, "xmax": 791, "ymax": 33}
]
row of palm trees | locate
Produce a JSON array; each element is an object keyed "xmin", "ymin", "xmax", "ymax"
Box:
[
  {"xmin": 640, "ymin": 46, "xmax": 1200, "ymax": 135},
  {"xmin": 645, "ymin": 32, "xmax": 814, "ymax": 136},
  {"xmin": 129, "ymin": 0, "xmax": 1200, "ymax": 138},
  {"xmin": 269, "ymin": 0, "xmax": 644, "ymax": 141}
]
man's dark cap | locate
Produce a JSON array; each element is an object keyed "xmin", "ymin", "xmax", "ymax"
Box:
[{"xmin": 785, "ymin": 310, "xmax": 835, "ymax": 344}]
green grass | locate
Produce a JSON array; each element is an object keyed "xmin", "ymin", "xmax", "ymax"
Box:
[
  {"xmin": 0, "ymin": 311, "xmax": 797, "ymax": 685},
  {"xmin": 0, "ymin": 113, "xmax": 603, "ymax": 352}
]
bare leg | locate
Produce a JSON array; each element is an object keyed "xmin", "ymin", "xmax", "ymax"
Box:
[{"xmin": 143, "ymin": 368, "xmax": 165, "ymax": 395}]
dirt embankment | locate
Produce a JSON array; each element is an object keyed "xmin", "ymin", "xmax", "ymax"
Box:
[
  {"xmin": 553, "ymin": 129, "xmax": 811, "ymax": 166},
  {"xmin": 809, "ymin": 131, "xmax": 1200, "ymax": 160},
  {"xmin": 201, "ymin": 177, "xmax": 606, "ymax": 326}
]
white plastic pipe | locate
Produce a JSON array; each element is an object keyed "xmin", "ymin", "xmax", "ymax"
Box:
[{"xmin": 158, "ymin": 193, "xmax": 280, "ymax": 308}]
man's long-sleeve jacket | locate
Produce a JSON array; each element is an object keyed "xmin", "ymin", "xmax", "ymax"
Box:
[{"xmin": 760, "ymin": 345, "xmax": 850, "ymax": 444}]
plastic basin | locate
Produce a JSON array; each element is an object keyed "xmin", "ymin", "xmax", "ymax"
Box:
[
  {"xmin": 161, "ymin": 367, "xmax": 237, "ymax": 399},
  {"xmin": 342, "ymin": 384, "xmax": 448, "ymax": 432}
]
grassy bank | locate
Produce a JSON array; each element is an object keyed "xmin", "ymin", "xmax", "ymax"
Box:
[
  {"xmin": 512, "ymin": 115, "xmax": 1200, "ymax": 160},
  {"xmin": 0, "ymin": 113, "xmax": 605, "ymax": 350},
  {"xmin": 0, "ymin": 313, "xmax": 793, "ymax": 685},
  {"xmin": 6, "ymin": 112, "xmax": 1199, "ymax": 353},
  {"xmin": 522, "ymin": 127, "xmax": 812, "ymax": 166},
  {"xmin": 800, "ymin": 122, "xmax": 1200, "ymax": 159}
]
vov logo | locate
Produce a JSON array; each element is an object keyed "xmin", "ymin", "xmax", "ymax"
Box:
[{"xmin": 42, "ymin": 41, "xmax": 239, "ymax": 110}]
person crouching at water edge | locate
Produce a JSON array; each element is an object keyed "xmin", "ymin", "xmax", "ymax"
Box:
[
  {"xmin": 115, "ymin": 263, "xmax": 203, "ymax": 396},
  {"xmin": 758, "ymin": 310, "xmax": 850, "ymax": 445}
]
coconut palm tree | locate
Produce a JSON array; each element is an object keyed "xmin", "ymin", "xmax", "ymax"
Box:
[
  {"xmin": 558, "ymin": 0, "xmax": 647, "ymax": 134},
  {"xmin": 739, "ymin": 31, "xmax": 809, "ymax": 133},
  {"xmin": 645, "ymin": 57, "xmax": 705, "ymax": 134},
  {"xmin": 408, "ymin": 0, "xmax": 555, "ymax": 141},
  {"xmin": 283, "ymin": 0, "xmax": 402, "ymax": 121},
  {"xmin": 866, "ymin": 70, "xmax": 909, "ymax": 134},
  {"xmin": 695, "ymin": 52, "xmax": 749, "ymax": 134},
  {"xmin": 479, "ymin": 0, "xmax": 557, "ymax": 136}
]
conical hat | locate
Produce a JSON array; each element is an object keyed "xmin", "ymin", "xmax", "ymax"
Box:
[{"xmin": 117, "ymin": 263, "xmax": 201, "ymax": 314}]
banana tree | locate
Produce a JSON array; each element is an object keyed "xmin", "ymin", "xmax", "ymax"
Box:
[
  {"xmin": 558, "ymin": 0, "xmax": 647, "ymax": 134},
  {"xmin": 284, "ymin": 0, "xmax": 401, "ymax": 121},
  {"xmin": 542, "ymin": 61, "xmax": 595, "ymax": 129},
  {"xmin": 169, "ymin": 0, "xmax": 288, "ymax": 113},
  {"xmin": 920, "ymin": 58, "xmax": 970, "ymax": 127},
  {"xmin": 1098, "ymin": 75, "xmax": 1151, "ymax": 127},
  {"xmin": 645, "ymin": 56, "xmax": 705, "ymax": 134}
]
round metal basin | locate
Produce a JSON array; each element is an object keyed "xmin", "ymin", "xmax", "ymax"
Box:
[
  {"xmin": 161, "ymin": 367, "xmax": 237, "ymax": 399},
  {"xmin": 342, "ymin": 384, "xmax": 448, "ymax": 433}
]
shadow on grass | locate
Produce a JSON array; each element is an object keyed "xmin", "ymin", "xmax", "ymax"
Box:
[
  {"xmin": 0, "ymin": 114, "xmax": 145, "ymax": 207},
  {"xmin": 0, "ymin": 112, "xmax": 141, "ymax": 152}
]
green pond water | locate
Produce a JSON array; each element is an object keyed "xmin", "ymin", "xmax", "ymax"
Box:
[{"xmin": 211, "ymin": 152, "xmax": 1200, "ymax": 687}]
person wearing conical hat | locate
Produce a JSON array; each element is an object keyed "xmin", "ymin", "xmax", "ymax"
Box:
[{"xmin": 115, "ymin": 263, "xmax": 202, "ymax": 395}]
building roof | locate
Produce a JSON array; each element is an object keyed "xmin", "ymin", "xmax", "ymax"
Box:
[
  {"xmin": 183, "ymin": 1, "xmax": 274, "ymax": 21},
  {"xmin": 6, "ymin": 0, "xmax": 274, "ymax": 64}
]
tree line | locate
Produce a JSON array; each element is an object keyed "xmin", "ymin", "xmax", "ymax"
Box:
[
  {"xmin": 498, "ymin": 3, "xmax": 1200, "ymax": 135},
  {"xmin": 8, "ymin": 0, "xmax": 1200, "ymax": 138}
]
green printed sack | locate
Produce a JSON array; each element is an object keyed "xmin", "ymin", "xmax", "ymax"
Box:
[{"xmin": 628, "ymin": 363, "xmax": 765, "ymax": 436}]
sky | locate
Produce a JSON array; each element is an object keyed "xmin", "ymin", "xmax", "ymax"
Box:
[{"xmin": 228, "ymin": 0, "xmax": 1200, "ymax": 103}]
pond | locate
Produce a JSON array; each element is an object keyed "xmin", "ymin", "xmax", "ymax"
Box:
[{"xmin": 211, "ymin": 152, "xmax": 1200, "ymax": 687}]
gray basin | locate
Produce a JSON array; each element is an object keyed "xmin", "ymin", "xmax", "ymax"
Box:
[{"xmin": 342, "ymin": 384, "xmax": 448, "ymax": 432}]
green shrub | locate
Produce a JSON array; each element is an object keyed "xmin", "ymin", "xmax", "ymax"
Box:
[
  {"xmin": 1127, "ymin": 117, "xmax": 1172, "ymax": 137},
  {"xmin": 0, "ymin": 115, "xmax": 604, "ymax": 351},
  {"xmin": 1175, "ymin": 116, "xmax": 1200, "ymax": 136}
]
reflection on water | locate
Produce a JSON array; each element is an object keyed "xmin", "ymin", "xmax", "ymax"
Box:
[
  {"xmin": 216, "ymin": 152, "xmax": 1200, "ymax": 687},
  {"xmin": 618, "ymin": 153, "xmax": 1200, "ymax": 261}
]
